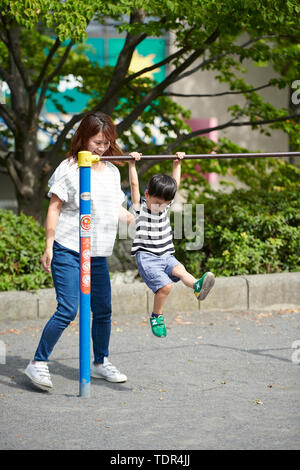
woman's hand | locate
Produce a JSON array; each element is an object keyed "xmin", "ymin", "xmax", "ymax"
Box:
[{"xmin": 41, "ymin": 247, "xmax": 53, "ymax": 273}]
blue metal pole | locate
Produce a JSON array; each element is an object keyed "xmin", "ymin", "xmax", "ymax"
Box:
[
  {"xmin": 78, "ymin": 151, "xmax": 96, "ymax": 398},
  {"xmin": 77, "ymin": 151, "xmax": 100, "ymax": 397},
  {"xmin": 79, "ymin": 164, "xmax": 91, "ymax": 397}
]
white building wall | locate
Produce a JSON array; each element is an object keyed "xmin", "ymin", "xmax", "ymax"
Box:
[{"xmin": 168, "ymin": 37, "xmax": 289, "ymax": 152}]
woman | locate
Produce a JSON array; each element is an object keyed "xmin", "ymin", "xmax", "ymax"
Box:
[{"xmin": 25, "ymin": 112, "xmax": 137, "ymax": 391}]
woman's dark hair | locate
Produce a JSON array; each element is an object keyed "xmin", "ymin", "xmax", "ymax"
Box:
[
  {"xmin": 67, "ymin": 112, "xmax": 124, "ymax": 165},
  {"xmin": 147, "ymin": 174, "xmax": 177, "ymax": 201}
]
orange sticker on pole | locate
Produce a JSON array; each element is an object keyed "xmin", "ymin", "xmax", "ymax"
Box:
[
  {"xmin": 80, "ymin": 237, "xmax": 91, "ymax": 294},
  {"xmin": 80, "ymin": 214, "xmax": 91, "ymax": 237}
]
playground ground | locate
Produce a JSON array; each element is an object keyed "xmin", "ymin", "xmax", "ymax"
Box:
[{"xmin": 1, "ymin": 306, "xmax": 300, "ymax": 451}]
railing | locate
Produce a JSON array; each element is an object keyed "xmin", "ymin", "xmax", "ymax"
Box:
[{"xmin": 100, "ymin": 151, "xmax": 300, "ymax": 161}]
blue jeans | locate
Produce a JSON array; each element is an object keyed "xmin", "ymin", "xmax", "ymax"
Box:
[{"xmin": 34, "ymin": 241, "xmax": 111, "ymax": 363}]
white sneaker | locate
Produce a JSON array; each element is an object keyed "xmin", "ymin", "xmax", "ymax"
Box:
[
  {"xmin": 91, "ymin": 358, "xmax": 127, "ymax": 383},
  {"xmin": 24, "ymin": 360, "xmax": 53, "ymax": 391}
]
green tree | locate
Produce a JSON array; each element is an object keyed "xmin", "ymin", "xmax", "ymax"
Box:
[{"xmin": 0, "ymin": 0, "xmax": 300, "ymax": 221}]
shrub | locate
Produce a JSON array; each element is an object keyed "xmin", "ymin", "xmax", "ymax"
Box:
[
  {"xmin": 173, "ymin": 187, "xmax": 300, "ymax": 277},
  {"xmin": 0, "ymin": 210, "xmax": 53, "ymax": 291}
]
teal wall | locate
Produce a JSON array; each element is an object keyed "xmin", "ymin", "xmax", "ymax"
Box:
[{"xmin": 45, "ymin": 38, "xmax": 166, "ymax": 113}]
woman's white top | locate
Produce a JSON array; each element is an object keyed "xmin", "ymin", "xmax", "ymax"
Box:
[{"xmin": 48, "ymin": 158, "xmax": 125, "ymax": 256}]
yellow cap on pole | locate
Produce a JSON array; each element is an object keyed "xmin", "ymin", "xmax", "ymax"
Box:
[{"xmin": 78, "ymin": 151, "xmax": 100, "ymax": 167}]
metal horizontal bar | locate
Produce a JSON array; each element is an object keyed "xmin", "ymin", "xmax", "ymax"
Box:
[{"xmin": 102, "ymin": 151, "xmax": 300, "ymax": 161}]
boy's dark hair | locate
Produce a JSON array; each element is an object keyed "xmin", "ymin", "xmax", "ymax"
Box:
[{"xmin": 147, "ymin": 174, "xmax": 177, "ymax": 201}]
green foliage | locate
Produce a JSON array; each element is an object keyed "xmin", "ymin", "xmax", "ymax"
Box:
[
  {"xmin": 2, "ymin": 0, "xmax": 99, "ymax": 41},
  {"xmin": 0, "ymin": 210, "xmax": 53, "ymax": 291},
  {"xmin": 173, "ymin": 161, "xmax": 300, "ymax": 277},
  {"xmin": 1, "ymin": 0, "xmax": 300, "ymax": 225},
  {"xmin": 3, "ymin": 0, "xmax": 300, "ymax": 154}
]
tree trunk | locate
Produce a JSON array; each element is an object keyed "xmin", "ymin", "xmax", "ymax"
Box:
[
  {"xmin": 12, "ymin": 132, "xmax": 50, "ymax": 224},
  {"xmin": 17, "ymin": 188, "xmax": 46, "ymax": 223}
]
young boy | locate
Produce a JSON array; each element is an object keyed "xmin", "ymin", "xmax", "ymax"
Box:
[{"xmin": 129, "ymin": 153, "xmax": 215, "ymax": 338}]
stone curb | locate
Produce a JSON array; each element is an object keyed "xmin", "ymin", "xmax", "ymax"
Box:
[{"xmin": 0, "ymin": 272, "xmax": 299, "ymax": 322}]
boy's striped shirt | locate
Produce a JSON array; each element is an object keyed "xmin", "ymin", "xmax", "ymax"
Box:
[{"xmin": 131, "ymin": 197, "xmax": 175, "ymax": 256}]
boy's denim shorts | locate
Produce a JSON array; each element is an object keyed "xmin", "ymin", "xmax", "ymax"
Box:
[{"xmin": 136, "ymin": 251, "xmax": 181, "ymax": 293}]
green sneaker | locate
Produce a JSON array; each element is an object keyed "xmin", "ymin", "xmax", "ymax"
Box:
[
  {"xmin": 150, "ymin": 315, "xmax": 167, "ymax": 337},
  {"xmin": 194, "ymin": 272, "xmax": 215, "ymax": 301}
]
